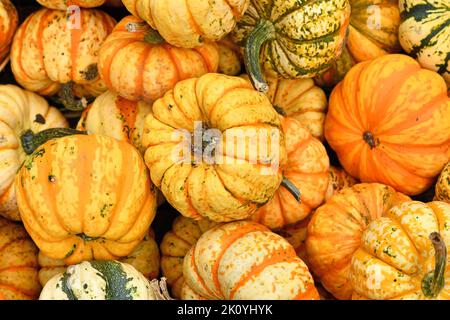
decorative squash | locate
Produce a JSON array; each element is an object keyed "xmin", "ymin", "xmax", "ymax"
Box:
[
  {"xmin": 98, "ymin": 16, "xmax": 219, "ymax": 103},
  {"xmin": 218, "ymin": 36, "xmax": 243, "ymax": 76},
  {"xmin": 10, "ymin": 8, "xmax": 116, "ymax": 110},
  {"xmin": 77, "ymin": 90, "xmax": 152, "ymax": 154},
  {"xmin": 39, "ymin": 260, "xmax": 171, "ymax": 300},
  {"xmin": 350, "ymin": 201, "xmax": 450, "ymax": 300},
  {"xmin": 0, "ymin": 217, "xmax": 41, "ymax": 300},
  {"xmin": 232, "ymin": 0, "xmax": 350, "ymax": 92},
  {"xmin": 36, "ymin": 0, "xmax": 106, "ymax": 9},
  {"xmin": 306, "ymin": 183, "xmax": 410, "ymax": 299},
  {"xmin": 399, "ymin": 0, "xmax": 450, "ymax": 86},
  {"xmin": 325, "ymin": 54, "xmax": 450, "ymax": 196},
  {"xmin": 0, "ymin": 85, "xmax": 68, "ymax": 221},
  {"xmin": 142, "ymin": 73, "xmax": 286, "ymax": 222},
  {"xmin": 122, "ymin": 0, "xmax": 250, "ymax": 48},
  {"xmin": 0, "ymin": 0, "xmax": 17, "ymax": 72},
  {"xmin": 38, "ymin": 229, "xmax": 160, "ymax": 286},
  {"xmin": 325, "ymin": 166, "xmax": 358, "ymax": 201},
  {"xmin": 160, "ymin": 216, "xmax": 218, "ymax": 299},
  {"xmin": 15, "ymin": 134, "xmax": 157, "ymax": 265},
  {"xmin": 251, "ymin": 117, "xmax": 330, "ymax": 230},
  {"xmin": 183, "ymin": 221, "xmax": 320, "ymax": 300},
  {"xmin": 435, "ymin": 162, "xmax": 450, "ymax": 203}
]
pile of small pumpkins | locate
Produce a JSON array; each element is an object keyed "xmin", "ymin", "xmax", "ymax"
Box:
[{"xmin": 0, "ymin": 0, "xmax": 449, "ymax": 300}]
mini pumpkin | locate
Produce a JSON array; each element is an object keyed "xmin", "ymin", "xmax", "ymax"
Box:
[
  {"xmin": 160, "ymin": 216, "xmax": 218, "ymax": 299},
  {"xmin": 122, "ymin": 0, "xmax": 250, "ymax": 48},
  {"xmin": 36, "ymin": 0, "xmax": 106, "ymax": 9},
  {"xmin": 183, "ymin": 221, "xmax": 319, "ymax": 300},
  {"xmin": 232, "ymin": 0, "xmax": 350, "ymax": 92},
  {"xmin": 350, "ymin": 201, "xmax": 450, "ymax": 300},
  {"xmin": 0, "ymin": 217, "xmax": 41, "ymax": 300},
  {"xmin": 435, "ymin": 162, "xmax": 450, "ymax": 203},
  {"xmin": 142, "ymin": 73, "xmax": 286, "ymax": 222},
  {"xmin": 98, "ymin": 16, "xmax": 219, "ymax": 103},
  {"xmin": 306, "ymin": 183, "xmax": 410, "ymax": 299},
  {"xmin": 15, "ymin": 134, "xmax": 157, "ymax": 265},
  {"xmin": 0, "ymin": 0, "xmax": 17, "ymax": 72},
  {"xmin": 39, "ymin": 260, "xmax": 171, "ymax": 300},
  {"xmin": 0, "ymin": 85, "xmax": 68, "ymax": 221},
  {"xmin": 10, "ymin": 8, "xmax": 116, "ymax": 110},
  {"xmin": 325, "ymin": 54, "xmax": 450, "ymax": 196}
]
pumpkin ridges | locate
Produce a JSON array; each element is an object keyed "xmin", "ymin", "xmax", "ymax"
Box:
[
  {"xmin": 70, "ymin": 8, "xmax": 83, "ymax": 81},
  {"xmin": 101, "ymin": 39, "xmax": 136, "ymax": 89}
]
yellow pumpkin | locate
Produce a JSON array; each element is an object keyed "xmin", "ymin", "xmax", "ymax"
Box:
[
  {"xmin": 142, "ymin": 73, "xmax": 286, "ymax": 222},
  {"xmin": 435, "ymin": 162, "xmax": 450, "ymax": 203},
  {"xmin": 0, "ymin": 0, "xmax": 17, "ymax": 72},
  {"xmin": 350, "ymin": 201, "xmax": 450, "ymax": 300},
  {"xmin": 36, "ymin": 0, "xmax": 106, "ymax": 9},
  {"xmin": 15, "ymin": 134, "xmax": 157, "ymax": 265},
  {"xmin": 0, "ymin": 85, "xmax": 68, "ymax": 221},
  {"xmin": 0, "ymin": 217, "xmax": 41, "ymax": 300},
  {"xmin": 122, "ymin": 0, "xmax": 250, "ymax": 48},
  {"xmin": 160, "ymin": 216, "xmax": 218, "ymax": 299}
]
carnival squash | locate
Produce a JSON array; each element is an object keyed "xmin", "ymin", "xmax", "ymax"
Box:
[
  {"xmin": 350, "ymin": 201, "xmax": 450, "ymax": 300},
  {"xmin": 183, "ymin": 221, "xmax": 319, "ymax": 300},
  {"xmin": 435, "ymin": 162, "xmax": 450, "ymax": 203},
  {"xmin": 15, "ymin": 134, "xmax": 157, "ymax": 265},
  {"xmin": 36, "ymin": 0, "xmax": 106, "ymax": 9},
  {"xmin": 0, "ymin": 0, "xmax": 17, "ymax": 72},
  {"xmin": 98, "ymin": 16, "xmax": 219, "ymax": 103},
  {"xmin": 232, "ymin": 0, "xmax": 350, "ymax": 92},
  {"xmin": 122, "ymin": 0, "xmax": 250, "ymax": 48},
  {"xmin": 10, "ymin": 8, "xmax": 116, "ymax": 110},
  {"xmin": 0, "ymin": 217, "xmax": 41, "ymax": 300},
  {"xmin": 325, "ymin": 54, "xmax": 450, "ymax": 196},
  {"xmin": 39, "ymin": 260, "xmax": 171, "ymax": 300},
  {"xmin": 251, "ymin": 117, "xmax": 330, "ymax": 230},
  {"xmin": 160, "ymin": 216, "xmax": 218, "ymax": 298},
  {"xmin": 399, "ymin": 0, "xmax": 450, "ymax": 85},
  {"xmin": 306, "ymin": 183, "xmax": 410, "ymax": 299},
  {"xmin": 325, "ymin": 166, "xmax": 358, "ymax": 201},
  {"xmin": 0, "ymin": 85, "xmax": 68, "ymax": 221},
  {"xmin": 218, "ymin": 36, "xmax": 243, "ymax": 76},
  {"xmin": 142, "ymin": 73, "xmax": 286, "ymax": 222}
]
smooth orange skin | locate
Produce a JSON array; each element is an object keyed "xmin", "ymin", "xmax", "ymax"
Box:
[{"xmin": 325, "ymin": 54, "xmax": 450, "ymax": 196}]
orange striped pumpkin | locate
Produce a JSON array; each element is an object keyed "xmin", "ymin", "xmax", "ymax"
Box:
[
  {"xmin": 0, "ymin": 217, "xmax": 41, "ymax": 300},
  {"xmin": 15, "ymin": 134, "xmax": 157, "ymax": 265},
  {"xmin": 98, "ymin": 16, "xmax": 219, "ymax": 103},
  {"xmin": 325, "ymin": 54, "xmax": 450, "ymax": 196},
  {"xmin": 251, "ymin": 117, "xmax": 330, "ymax": 230},
  {"xmin": 10, "ymin": 8, "xmax": 115, "ymax": 102},
  {"xmin": 306, "ymin": 183, "xmax": 410, "ymax": 299},
  {"xmin": 183, "ymin": 221, "xmax": 319, "ymax": 300},
  {"xmin": 37, "ymin": 0, "xmax": 106, "ymax": 9},
  {"xmin": 0, "ymin": 0, "xmax": 17, "ymax": 72}
]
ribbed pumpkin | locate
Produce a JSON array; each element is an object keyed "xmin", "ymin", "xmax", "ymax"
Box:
[
  {"xmin": 435, "ymin": 162, "xmax": 450, "ymax": 203},
  {"xmin": 122, "ymin": 0, "xmax": 250, "ymax": 48},
  {"xmin": 37, "ymin": 0, "xmax": 106, "ymax": 9},
  {"xmin": 39, "ymin": 260, "xmax": 171, "ymax": 300},
  {"xmin": 142, "ymin": 73, "xmax": 286, "ymax": 222},
  {"xmin": 38, "ymin": 229, "xmax": 160, "ymax": 286},
  {"xmin": 15, "ymin": 134, "xmax": 157, "ymax": 265},
  {"xmin": 0, "ymin": 217, "xmax": 41, "ymax": 300},
  {"xmin": 0, "ymin": 85, "xmax": 68, "ymax": 221},
  {"xmin": 160, "ymin": 216, "xmax": 218, "ymax": 299},
  {"xmin": 325, "ymin": 54, "xmax": 450, "ymax": 196},
  {"xmin": 10, "ymin": 8, "xmax": 116, "ymax": 110},
  {"xmin": 232, "ymin": 0, "xmax": 350, "ymax": 92},
  {"xmin": 251, "ymin": 117, "xmax": 330, "ymax": 230},
  {"xmin": 218, "ymin": 36, "xmax": 243, "ymax": 76},
  {"xmin": 350, "ymin": 201, "xmax": 450, "ymax": 300},
  {"xmin": 306, "ymin": 183, "xmax": 410, "ymax": 299},
  {"xmin": 399, "ymin": 0, "xmax": 450, "ymax": 86},
  {"xmin": 77, "ymin": 90, "xmax": 152, "ymax": 154},
  {"xmin": 0, "ymin": 0, "xmax": 17, "ymax": 72},
  {"xmin": 183, "ymin": 221, "xmax": 319, "ymax": 300},
  {"xmin": 325, "ymin": 166, "xmax": 358, "ymax": 201},
  {"xmin": 98, "ymin": 16, "xmax": 219, "ymax": 103}
]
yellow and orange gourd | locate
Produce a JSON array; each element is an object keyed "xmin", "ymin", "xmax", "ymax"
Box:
[{"xmin": 0, "ymin": 0, "xmax": 17, "ymax": 72}]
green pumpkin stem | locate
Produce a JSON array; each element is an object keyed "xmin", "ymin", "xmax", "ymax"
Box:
[
  {"xmin": 21, "ymin": 128, "xmax": 87, "ymax": 155},
  {"xmin": 244, "ymin": 19, "xmax": 276, "ymax": 93},
  {"xmin": 422, "ymin": 232, "xmax": 447, "ymax": 298},
  {"xmin": 56, "ymin": 82, "xmax": 89, "ymax": 111},
  {"xmin": 281, "ymin": 175, "xmax": 301, "ymax": 202}
]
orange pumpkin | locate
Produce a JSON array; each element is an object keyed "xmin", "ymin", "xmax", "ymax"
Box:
[
  {"xmin": 0, "ymin": 0, "xmax": 17, "ymax": 72},
  {"xmin": 15, "ymin": 134, "xmax": 157, "ymax": 265},
  {"xmin": 251, "ymin": 117, "xmax": 329, "ymax": 230},
  {"xmin": 306, "ymin": 183, "xmax": 410, "ymax": 299},
  {"xmin": 98, "ymin": 16, "xmax": 219, "ymax": 103},
  {"xmin": 0, "ymin": 217, "xmax": 41, "ymax": 299},
  {"xmin": 325, "ymin": 54, "xmax": 450, "ymax": 196}
]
